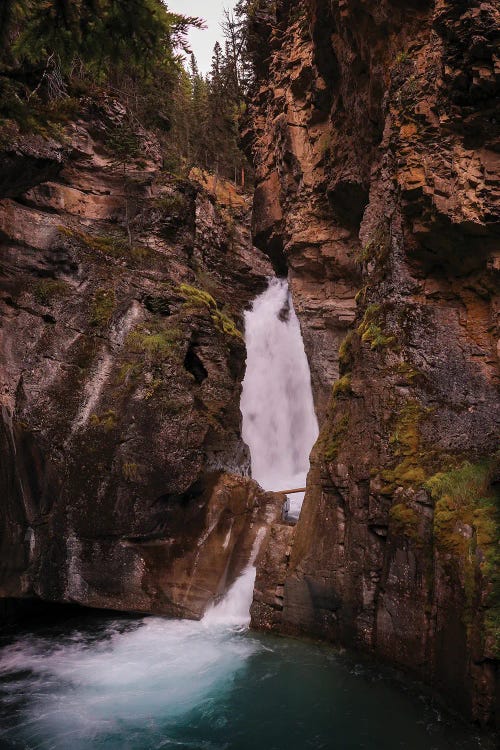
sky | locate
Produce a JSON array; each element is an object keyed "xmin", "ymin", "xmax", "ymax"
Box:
[{"xmin": 167, "ymin": 0, "xmax": 238, "ymax": 75}]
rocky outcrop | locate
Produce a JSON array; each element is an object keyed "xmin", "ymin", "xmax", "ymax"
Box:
[
  {"xmin": 0, "ymin": 96, "xmax": 276, "ymax": 620},
  {"xmin": 246, "ymin": 0, "xmax": 499, "ymax": 727},
  {"xmin": 251, "ymin": 511, "xmax": 294, "ymax": 630}
]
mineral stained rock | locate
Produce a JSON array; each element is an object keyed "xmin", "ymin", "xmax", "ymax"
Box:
[
  {"xmin": 246, "ymin": 0, "xmax": 499, "ymax": 727},
  {"xmin": 0, "ymin": 97, "xmax": 277, "ymax": 620}
]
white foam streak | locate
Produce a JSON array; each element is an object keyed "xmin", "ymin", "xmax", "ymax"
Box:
[{"xmin": 0, "ymin": 615, "xmax": 259, "ymax": 748}]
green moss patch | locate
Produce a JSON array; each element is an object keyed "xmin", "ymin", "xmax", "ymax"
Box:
[
  {"xmin": 425, "ymin": 460, "xmax": 498, "ymax": 557},
  {"xmin": 322, "ymin": 414, "xmax": 349, "ymax": 463},
  {"xmin": 332, "ymin": 374, "xmax": 352, "ymax": 398},
  {"xmin": 33, "ymin": 278, "xmax": 69, "ymax": 306},
  {"xmin": 179, "ymin": 283, "xmax": 217, "ymax": 310},
  {"xmin": 425, "ymin": 457, "xmax": 500, "ymax": 654},
  {"xmin": 338, "ymin": 330, "xmax": 355, "ymax": 369},
  {"xmin": 393, "ymin": 361, "xmax": 421, "ymax": 383},
  {"xmin": 357, "ymin": 304, "xmax": 396, "ymax": 351},
  {"xmin": 178, "ymin": 283, "xmax": 243, "ymax": 340},
  {"xmin": 381, "ymin": 401, "xmax": 429, "ymax": 492},
  {"xmin": 127, "ymin": 323, "xmax": 184, "ymax": 361},
  {"xmin": 389, "ymin": 502, "xmax": 420, "ymax": 541},
  {"xmin": 64, "ymin": 228, "xmax": 150, "ymax": 264},
  {"xmin": 90, "ymin": 288, "xmax": 116, "ymax": 328},
  {"xmin": 357, "ymin": 225, "xmax": 391, "ymax": 266}
]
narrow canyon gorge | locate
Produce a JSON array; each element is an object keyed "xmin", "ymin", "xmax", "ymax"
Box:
[
  {"xmin": 0, "ymin": 0, "xmax": 498, "ymax": 740},
  {"xmin": 246, "ymin": 0, "xmax": 499, "ymax": 728}
]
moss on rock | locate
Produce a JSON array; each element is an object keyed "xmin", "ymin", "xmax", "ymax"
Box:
[
  {"xmin": 127, "ymin": 323, "xmax": 184, "ymax": 361},
  {"xmin": 90, "ymin": 289, "xmax": 116, "ymax": 328},
  {"xmin": 425, "ymin": 457, "xmax": 500, "ymax": 655},
  {"xmin": 389, "ymin": 502, "xmax": 420, "ymax": 541},
  {"xmin": 357, "ymin": 303, "xmax": 396, "ymax": 350},
  {"xmin": 322, "ymin": 414, "xmax": 349, "ymax": 462},
  {"xmin": 89, "ymin": 409, "xmax": 117, "ymax": 432},
  {"xmin": 33, "ymin": 278, "xmax": 69, "ymax": 306},
  {"xmin": 332, "ymin": 373, "xmax": 352, "ymax": 397},
  {"xmin": 381, "ymin": 401, "xmax": 429, "ymax": 492},
  {"xmin": 179, "ymin": 283, "xmax": 243, "ymax": 340},
  {"xmin": 338, "ymin": 330, "xmax": 355, "ymax": 368}
]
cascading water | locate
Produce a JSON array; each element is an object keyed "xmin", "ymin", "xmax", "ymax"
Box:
[
  {"xmin": 240, "ymin": 277, "xmax": 319, "ymax": 519},
  {"xmin": 0, "ymin": 282, "xmax": 489, "ymax": 750},
  {"xmin": 0, "ymin": 568, "xmax": 260, "ymax": 749}
]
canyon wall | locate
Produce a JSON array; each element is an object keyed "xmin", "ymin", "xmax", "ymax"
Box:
[
  {"xmin": 247, "ymin": 0, "xmax": 500, "ymax": 726},
  {"xmin": 0, "ymin": 98, "xmax": 278, "ymax": 620}
]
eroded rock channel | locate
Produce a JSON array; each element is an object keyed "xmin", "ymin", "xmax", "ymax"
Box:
[{"xmin": 0, "ymin": 0, "xmax": 499, "ymax": 740}]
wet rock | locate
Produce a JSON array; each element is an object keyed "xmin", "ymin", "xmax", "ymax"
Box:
[
  {"xmin": 246, "ymin": 0, "xmax": 500, "ymax": 728},
  {"xmin": 0, "ymin": 101, "xmax": 274, "ymax": 620}
]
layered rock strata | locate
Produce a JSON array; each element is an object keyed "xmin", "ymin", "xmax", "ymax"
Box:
[
  {"xmin": 0, "ymin": 97, "xmax": 277, "ymax": 619},
  {"xmin": 246, "ymin": 0, "xmax": 500, "ymax": 727}
]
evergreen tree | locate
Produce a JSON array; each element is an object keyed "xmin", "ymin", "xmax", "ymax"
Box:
[
  {"xmin": 0, "ymin": 0, "xmax": 254, "ymax": 186},
  {"xmin": 0, "ymin": 1, "xmax": 26, "ymax": 50},
  {"xmin": 3, "ymin": 1, "xmax": 202, "ymax": 78}
]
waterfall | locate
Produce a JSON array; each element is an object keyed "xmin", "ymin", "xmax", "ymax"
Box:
[
  {"xmin": 0, "ymin": 283, "xmax": 482, "ymax": 750},
  {"xmin": 203, "ymin": 527, "xmax": 267, "ymax": 627},
  {"xmin": 240, "ymin": 278, "xmax": 319, "ymax": 519}
]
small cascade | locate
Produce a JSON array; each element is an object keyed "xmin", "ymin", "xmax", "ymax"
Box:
[
  {"xmin": 240, "ymin": 278, "xmax": 319, "ymax": 520},
  {"xmin": 203, "ymin": 527, "xmax": 266, "ymax": 627}
]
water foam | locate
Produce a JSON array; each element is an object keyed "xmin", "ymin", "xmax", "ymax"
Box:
[
  {"xmin": 240, "ymin": 278, "xmax": 318, "ymax": 518},
  {"xmin": 0, "ymin": 279, "xmax": 321, "ymax": 748}
]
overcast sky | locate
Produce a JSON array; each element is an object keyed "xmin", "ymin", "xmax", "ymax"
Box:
[{"xmin": 167, "ymin": 0, "xmax": 237, "ymax": 75}]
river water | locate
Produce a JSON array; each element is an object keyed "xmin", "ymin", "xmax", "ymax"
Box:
[
  {"xmin": 0, "ymin": 603, "xmax": 491, "ymax": 750},
  {"xmin": 0, "ymin": 280, "xmax": 493, "ymax": 749}
]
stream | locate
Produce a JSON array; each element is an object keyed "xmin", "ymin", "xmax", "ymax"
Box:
[{"xmin": 0, "ymin": 280, "xmax": 492, "ymax": 749}]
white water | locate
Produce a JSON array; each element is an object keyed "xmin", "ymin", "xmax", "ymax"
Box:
[
  {"xmin": 0, "ymin": 568, "xmax": 261, "ymax": 747},
  {"xmin": 240, "ymin": 278, "xmax": 319, "ymax": 519},
  {"xmin": 0, "ymin": 279, "xmax": 489, "ymax": 750},
  {"xmin": 0, "ymin": 424, "xmax": 269, "ymax": 747},
  {"xmin": 0, "ymin": 279, "xmax": 319, "ymax": 749}
]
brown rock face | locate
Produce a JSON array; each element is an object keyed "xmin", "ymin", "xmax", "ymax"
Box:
[
  {"xmin": 0, "ymin": 98, "xmax": 276, "ymax": 620},
  {"xmin": 246, "ymin": 0, "xmax": 500, "ymax": 727}
]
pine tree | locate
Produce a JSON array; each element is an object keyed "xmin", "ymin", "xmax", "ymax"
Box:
[{"xmin": 0, "ymin": 1, "xmax": 25, "ymax": 51}]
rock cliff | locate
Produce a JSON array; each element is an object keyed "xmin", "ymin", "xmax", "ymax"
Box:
[
  {"xmin": 0, "ymin": 96, "xmax": 278, "ymax": 620},
  {"xmin": 246, "ymin": 0, "xmax": 499, "ymax": 727}
]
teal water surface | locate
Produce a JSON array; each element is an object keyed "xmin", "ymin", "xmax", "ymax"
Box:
[{"xmin": 0, "ymin": 613, "xmax": 493, "ymax": 750}]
